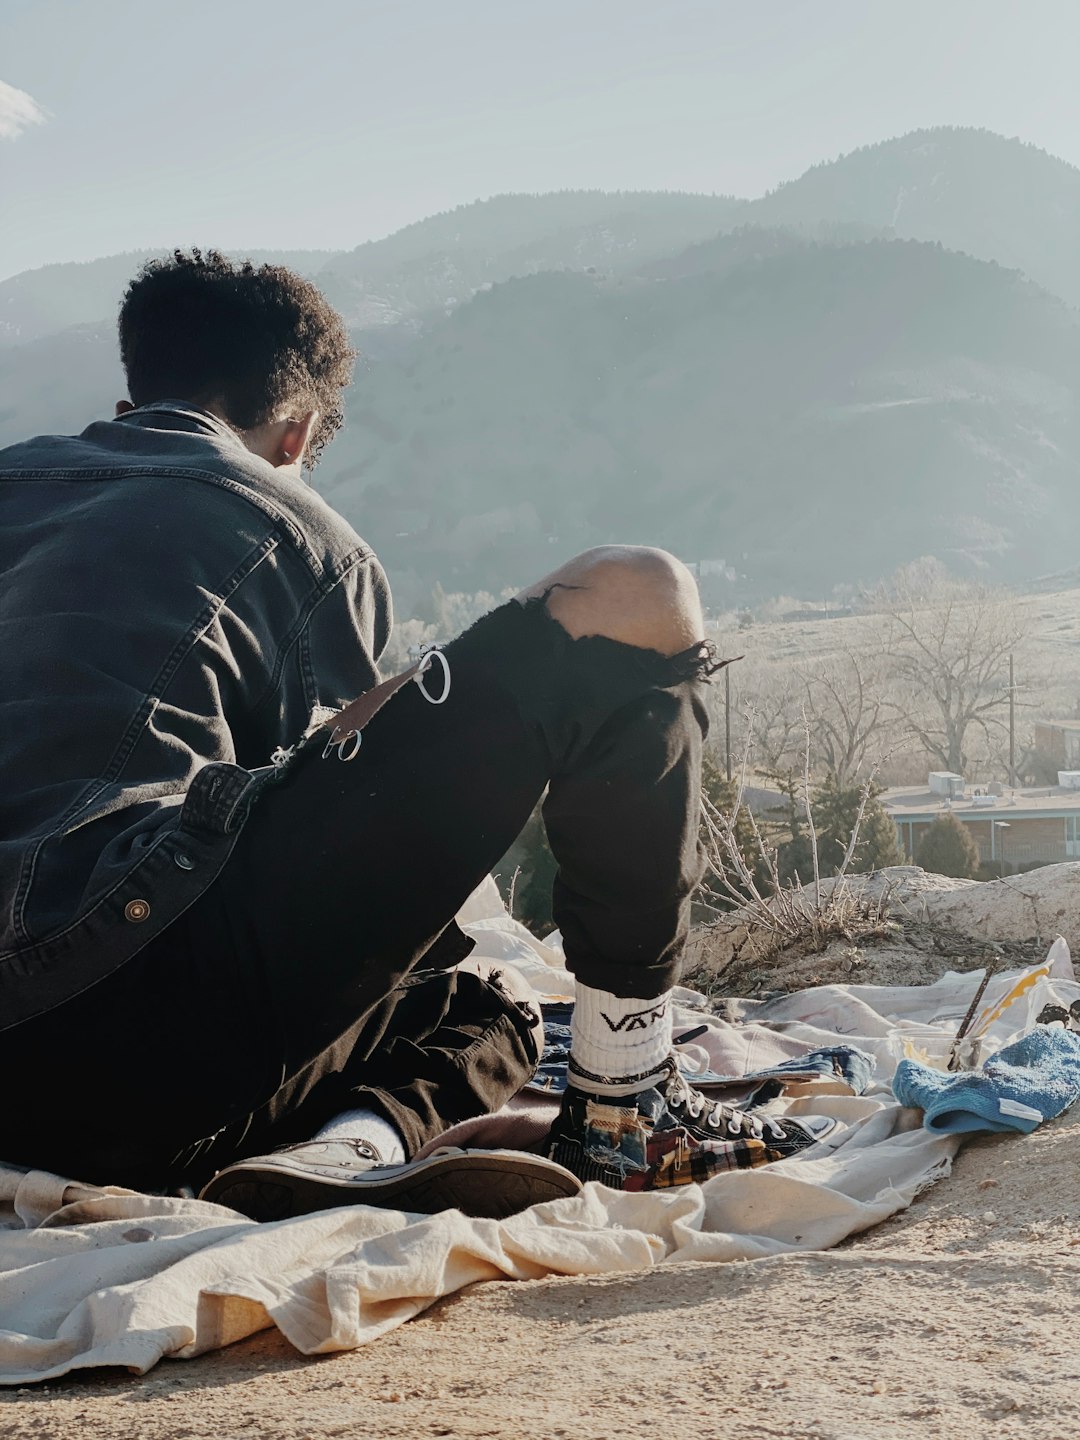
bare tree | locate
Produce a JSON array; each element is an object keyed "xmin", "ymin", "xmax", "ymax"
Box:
[
  {"xmin": 729, "ymin": 651, "xmax": 898, "ymax": 785},
  {"xmin": 719, "ymin": 662, "xmax": 803, "ymax": 776},
  {"xmin": 794, "ymin": 650, "xmax": 896, "ymax": 785},
  {"xmin": 873, "ymin": 569, "xmax": 1025, "ymax": 776}
]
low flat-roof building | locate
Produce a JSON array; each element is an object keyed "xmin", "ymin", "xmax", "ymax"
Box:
[
  {"xmin": 884, "ymin": 778, "xmax": 1080, "ymax": 873},
  {"xmin": 1034, "ymin": 718, "xmax": 1080, "ymax": 772}
]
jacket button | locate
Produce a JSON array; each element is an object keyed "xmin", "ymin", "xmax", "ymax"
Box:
[
  {"xmin": 174, "ymin": 852, "xmax": 195, "ymax": 871},
  {"xmin": 124, "ymin": 899, "xmax": 151, "ymax": 923}
]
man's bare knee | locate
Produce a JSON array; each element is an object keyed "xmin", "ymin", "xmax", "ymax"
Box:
[{"xmin": 517, "ymin": 545, "xmax": 703, "ymax": 655}]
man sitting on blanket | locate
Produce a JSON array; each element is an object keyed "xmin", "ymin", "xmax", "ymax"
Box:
[{"xmin": 0, "ymin": 251, "xmax": 833, "ymax": 1219}]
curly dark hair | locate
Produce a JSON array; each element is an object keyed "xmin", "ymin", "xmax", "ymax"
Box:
[{"xmin": 118, "ymin": 249, "xmax": 355, "ymax": 466}]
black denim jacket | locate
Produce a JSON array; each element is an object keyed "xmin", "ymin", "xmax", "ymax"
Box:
[{"xmin": 0, "ymin": 404, "xmax": 391, "ymax": 1029}]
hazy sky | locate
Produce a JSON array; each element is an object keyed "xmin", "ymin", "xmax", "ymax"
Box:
[{"xmin": 4, "ymin": 0, "xmax": 1080, "ymax": 280}]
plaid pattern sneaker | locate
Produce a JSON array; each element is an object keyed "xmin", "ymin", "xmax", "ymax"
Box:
[{"xmin": 546, "ymin": 1059, "xmax": 838, "ymax": 1190}]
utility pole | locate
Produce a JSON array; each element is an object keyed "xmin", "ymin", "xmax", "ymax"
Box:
[
  {"xmin": 725, "ymin": 667, "xmax": 733, "ymax": 782},
  {"xmin": 1009, "ymin": 653, "xmax": 1016, "ymax": 788}
]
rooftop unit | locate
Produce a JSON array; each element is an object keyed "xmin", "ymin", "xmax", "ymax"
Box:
[
  {"xmin": 1059, "ymin": 771, "xmax": 1080, "ymax": 790},
  {"xmin": 928, "ymin": 771, "xmax": 965, "ymax": 798}
]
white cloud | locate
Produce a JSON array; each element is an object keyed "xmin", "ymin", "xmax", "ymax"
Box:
[{"xmin": 0, "ymin": 80, "xmax": 48, "ymax": 141}]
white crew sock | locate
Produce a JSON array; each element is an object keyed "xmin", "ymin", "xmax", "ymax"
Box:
[
  {"xmin": 314, "ymin": 1107, "xmax": 406, "ymax": 1163},
  {"xmin": 569, "ymin": 983, "xmax": 673, "ymax": 1098}
]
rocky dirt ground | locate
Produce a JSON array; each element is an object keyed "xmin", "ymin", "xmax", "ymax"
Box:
[
  {"xmin": 3, "ymin": 866, "xmax": 1079, "ymax": 1440},
  {"xmin": 687, "ymin": 865, "xmax": 1077, "ymax": 998}
]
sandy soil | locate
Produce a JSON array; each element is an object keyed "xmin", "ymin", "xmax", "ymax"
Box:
[{"xmin": 2, "ymin": 1110, "xmax": 1077, "ymax": 1440}]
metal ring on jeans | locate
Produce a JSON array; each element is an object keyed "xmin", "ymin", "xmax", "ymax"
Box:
[
  {"xmin": 414, "ymin": 648, "xmax": 451, "ymax": 705},
  {"xmin": 321, "ymin": 724, "xmax": 363, "ymax": 762}
]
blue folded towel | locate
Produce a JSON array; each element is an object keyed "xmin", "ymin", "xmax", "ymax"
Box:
[{"xmin": 893, "ymin": 1026, "xmax": 1080, "ymax": 1135}]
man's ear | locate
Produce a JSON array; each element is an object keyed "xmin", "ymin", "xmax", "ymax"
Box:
[
  {"xmin": 278, "ymin": 410, "xmax": 319, "ymax": 468},
  {"xmin": 115, "ymin": 400, "xmax": 135, "ymax": 416}
]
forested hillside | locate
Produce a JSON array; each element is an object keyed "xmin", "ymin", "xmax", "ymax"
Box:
[
  {"xmin": 746, "ymin": 128, "xmax": 1080, "ymax": 307},
  {"xmin": 320, "ymin": 238, "xmax": 1080, "ymax": 606},
  {"xmin": 317, "ymin": 190, "xmax": 747, "ymax": 328},
  {"xmin": 4, "ymin": 127, "xmax": 1080, "ymax": 605}
]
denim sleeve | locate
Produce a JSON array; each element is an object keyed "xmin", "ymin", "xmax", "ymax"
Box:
[
  {"xmin": 238, "ymin": 552, "xmax": 393, "ymax": 766},
  {"xmin": 299, "ymin": 553, "xmax": 394, "ymax": 722}
]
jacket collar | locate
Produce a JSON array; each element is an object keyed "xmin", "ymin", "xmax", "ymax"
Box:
[
  {"xmin": 111, "ymin": 402, "xmax": 312, "ymax": 487},
  {"xmin": 114, "ymin": 402, "xmax": 246, "ymax": 450}
]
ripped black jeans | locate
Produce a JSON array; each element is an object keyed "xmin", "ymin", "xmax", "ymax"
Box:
[{"xmin": 0, "ymin": 599, "xmax": 712, "ymax": 1192}]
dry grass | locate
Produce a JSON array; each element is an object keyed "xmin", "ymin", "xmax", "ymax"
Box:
[{"xmin": 707, "ymin": 581, "xmax": 1080, "ymax": 784}]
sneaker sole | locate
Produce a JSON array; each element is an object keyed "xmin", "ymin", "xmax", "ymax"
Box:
[{"xmin": 199, "ymin": 1149, "xmax": 582, "ymax": 1222}]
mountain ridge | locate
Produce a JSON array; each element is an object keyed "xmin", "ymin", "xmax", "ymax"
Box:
[
  {"xmin": 744, "ymin": 126, "xmax": 1080, "ymax": 305},
  {"xmin": 5, "ymin": 126, "xmax": 1080, "ymax": 347},
  {"xmin": 4, "ymin": 126, "xmax": 1080, "ymax": 605}
]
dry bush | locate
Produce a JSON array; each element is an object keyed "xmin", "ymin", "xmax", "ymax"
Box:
[{"xmin": 698, "ymin": 724, "xmax": 899, "ymax": 962}]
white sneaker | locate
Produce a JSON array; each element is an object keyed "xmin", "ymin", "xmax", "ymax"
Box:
[{"xmin": 199, "ymin": 1137, "xmax": 582, "ymax": 1221}]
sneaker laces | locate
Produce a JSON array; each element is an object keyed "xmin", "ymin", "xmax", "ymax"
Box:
[{"xmin": 662, "ymin": 1062, "xmax": 787, "ymax": 1142}]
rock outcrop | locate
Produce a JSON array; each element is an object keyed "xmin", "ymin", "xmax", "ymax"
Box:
[{"xmin": 689, "ymin": 864, "xmax": 1080, "ymax": 997}]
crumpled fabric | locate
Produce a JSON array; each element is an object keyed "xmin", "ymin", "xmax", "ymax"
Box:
[
  {"xmin": 0, "ymin": 1115, "xmax": 955, "ymax": 1386},
  {"xmin": 0, "ymin": 891, "xmax": 1076, "ymax": 1386},
  {"xmin": 893, "ymin": 1025, "xmax": 1080, "ymax": 1134}
]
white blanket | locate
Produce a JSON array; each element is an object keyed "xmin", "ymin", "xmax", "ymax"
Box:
[{"xmin": 2, "ymin": 889, "xmax": 1075, "ymax": 1385}]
